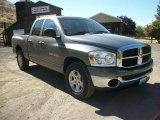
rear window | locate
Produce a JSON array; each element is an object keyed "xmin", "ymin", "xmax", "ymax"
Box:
[{"xmin": 32, "ymin": 19, "xmax": 44, "ymax": 36}]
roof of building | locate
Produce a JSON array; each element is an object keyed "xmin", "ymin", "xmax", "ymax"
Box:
[
  {"xmin": 15, "ymin": 0, "xmax": 34, "ymax": 4},
  {"xmin": 15, "ymin": 0, "xmax": 63, "ymax": 10},
  {"xmin": 18, "ymin": 0, "xmax": 31, "ymax": 2},
  {"xmin": 90, "ymin": 12, "xmax": 122, "ymax": 23},
  {"xmin": 35, "ymin": 1, "xmax": 63, "ymax": 10}
]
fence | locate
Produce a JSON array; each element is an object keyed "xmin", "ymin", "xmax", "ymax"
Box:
[
  {"xmin": 0, "ymin": 22, "xmax": 18, "ymax": 47},
  {"xmin": 0, "ymin": 33, "xmax": 5, "ymax": 46}
]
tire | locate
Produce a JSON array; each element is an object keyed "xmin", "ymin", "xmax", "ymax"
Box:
[
  {"xmin": 17, "ymin": 50, "xmax": 29, "ymax": 70},
  {"xmin": 65, "ymin": 62, "xmax": 95, "ymax": 99}
]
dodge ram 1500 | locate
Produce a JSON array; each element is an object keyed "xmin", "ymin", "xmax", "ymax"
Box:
[{"xmin": 12, "ymin": 16, "xmax": 153, "ymax": 99}]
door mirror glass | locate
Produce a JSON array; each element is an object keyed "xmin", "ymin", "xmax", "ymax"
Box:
[{"xmin": 44, "ymin": 28, "xmax": 56, "ymax": 38}]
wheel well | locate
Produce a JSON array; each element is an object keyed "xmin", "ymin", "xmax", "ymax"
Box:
[
  {"xmin": 63, "ymin": 57, "xmax": 86, "ymax": 73},
  {"xmin": 16, "ymin": 45, "xmax": 22, "ymax": 53}
]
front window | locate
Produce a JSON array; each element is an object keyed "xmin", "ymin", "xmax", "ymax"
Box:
[
  {"xmin": 58, "ymin": 17, "xmax": 110, "ymax": 36},
  {"xmin": 42, "ymin": 19, "xmax": 57, "ymax": 36}
]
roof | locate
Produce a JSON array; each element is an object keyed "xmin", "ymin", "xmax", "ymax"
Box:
[
  {"xmin": 17, "ymin": 0, "xmax": 31, "ymax": 2},
  {"xmin": 90, "ymin": 12, "xmax": 122, "ymax": 23},
  {"xmin": 15, "ymin": 0, "xmax": 63, "ymax": 10},
  {"xmin": 15, "ymin": 0, "xmax": 34, "ymax": 5},
  {"xmin": 35, "ymin": 1, "xmax": 63, "ymax": 10}
]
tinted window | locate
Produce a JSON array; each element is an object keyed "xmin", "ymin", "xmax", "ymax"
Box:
[
  {"xmin": 32, "ymin": 20, "xmax": 44, "ymax": 36},
  {"xmin": 58, "ymin": 17, "xmax": 109, "ymax": 36},
  {"xmin": 42, "ymin": 19, "xmax": 57, "ymax": 36}
]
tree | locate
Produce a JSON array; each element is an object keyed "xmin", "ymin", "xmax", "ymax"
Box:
[
  {"xmin": 135, "ymin": 26, "xmax": 145, "ymax": 38},
  {"xmin": 144, "ymin": 20, "xmax": 160, "ymax": 43},
  {"xmin": 144, "ymin": 1, "xmax": 160, "ymax": 44},
  {"xmin": 118, "ymin": 16, "xmax": 136, "ymax": 36},
  {"xmin": 144, "ymin": 24, "xmax": 154, "ymax": 38},
  {"xmin": 152, "ymin": 20, "xmax": 160, "ymax": 40},
  {"xmin": 155, "ymin": 1, "xmax": 160, "ymax": 20}
]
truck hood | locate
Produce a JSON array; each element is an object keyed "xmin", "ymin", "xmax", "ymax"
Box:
[{"xmin": 68, "ymin": 34, "xmax": 141, "ymax": 51}]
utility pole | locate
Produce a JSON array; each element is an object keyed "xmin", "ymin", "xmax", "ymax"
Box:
[
  {"xmin": 3, "ymin": 22, "xmax": 7, "ymax": 46},
  {"xmin": 25, "ymin": 0, "xmax": 29, "ymax": 17},
  {"xmin": 25, "ymin": 0, "xmax": 29, "ymax": 33}
]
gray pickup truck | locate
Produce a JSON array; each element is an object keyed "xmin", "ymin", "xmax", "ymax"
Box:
[{"xmin": 12, "ymin": 16, "xmax": 153, "ymax": 99}]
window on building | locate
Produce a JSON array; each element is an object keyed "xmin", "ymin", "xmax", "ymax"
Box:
[
  {"xmin": 32, "ymin": 19, "xmax": 44, "ymax": 36},
  {"xmin": 42, "ymin": 19, "xmax": 57, "ymax": 36}
]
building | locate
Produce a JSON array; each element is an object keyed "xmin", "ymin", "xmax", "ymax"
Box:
[
  {"xmin": 90, "ymin": 12, "xmax": 122, "ymax": 34},
  {"xmin": 3, "ymin": 0, "xmax": 63, "ymax": 46}
]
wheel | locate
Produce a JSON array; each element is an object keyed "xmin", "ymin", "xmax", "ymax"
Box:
[
  {"xmin": 65, "ymin": 62, "xmax": 95, "ymax": 99},
  {"xmin": 17, "ymin": 50, "xmax": 29, "ymax": 70}
]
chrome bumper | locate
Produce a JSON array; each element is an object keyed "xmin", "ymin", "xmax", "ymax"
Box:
[
  {"xmin": 88, "ymin": 59, "xmax": 153, "ymax": 88},
  {"xmin": 91, "ymin": 71, "xmax": 151, "ymax": 88}
]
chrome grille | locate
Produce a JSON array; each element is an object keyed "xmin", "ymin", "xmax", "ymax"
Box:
[
  {"xmin": 122, "ymin": 57, "xmax": 138, "ymax": 67},
  {"xmin": 123, "ymin": 48, "xmax": 138, "ymax": 57},
  {"xmin": 117, "ymin": 44, "xmax": 151, "ymax": 68}
]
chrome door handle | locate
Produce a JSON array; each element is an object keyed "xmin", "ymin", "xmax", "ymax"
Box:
[
  {"xmin": 39, "ymin": 41, "xmax": 44, "ymax": 45},
  {"xmin": 28, "ymin": 40, "xmax": 32, "ymax": 42}
]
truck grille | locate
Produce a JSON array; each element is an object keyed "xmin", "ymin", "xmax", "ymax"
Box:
[{"xmin": 117, "ymin": 44, "xmax": 151, "ymax": 68}]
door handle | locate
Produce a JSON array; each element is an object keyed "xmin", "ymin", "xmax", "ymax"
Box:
[
  {"xmin": 39, "ymin": 41, "xmax": 44, "ymax": 45},
  {"xmin": 28, "ymin": 40, "xmax": 32, "ymax": 43}
]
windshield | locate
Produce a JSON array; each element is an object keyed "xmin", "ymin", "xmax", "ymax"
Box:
[{"xmin": 58, "ymin": 17, "xmax": 110, "ymax": 36}]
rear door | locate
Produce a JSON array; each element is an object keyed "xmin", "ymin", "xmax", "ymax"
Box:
[{"xmin": 28, "ymin": 19, "xmax": 44, "ymax": 63}]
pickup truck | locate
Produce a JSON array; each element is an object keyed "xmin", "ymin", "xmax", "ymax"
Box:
[{"xmin": 12, "ymin": 16, "xmax": 153, "ymax": 99}]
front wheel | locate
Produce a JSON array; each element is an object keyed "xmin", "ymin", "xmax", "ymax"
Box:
[
  {"xmin": 17, "ymin": 50, "xmax": 29, "ymax": 70},
  {"xmin": 65, "ymin": 62, "xmax": 95, "ymax": 99}
]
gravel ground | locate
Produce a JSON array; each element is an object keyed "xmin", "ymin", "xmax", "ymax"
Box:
[{"xmin": 0, "ymin": 44, "xmax": 160, "ymax": 120}]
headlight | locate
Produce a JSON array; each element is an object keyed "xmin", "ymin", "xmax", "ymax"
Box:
[{"xmin": 88, "ymin": 51, "xmax": 116, "ymax": 67}]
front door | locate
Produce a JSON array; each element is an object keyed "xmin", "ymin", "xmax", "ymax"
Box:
[{"xmin": 38, "ymin": 19, "xmax": 64, "ymax": 72}]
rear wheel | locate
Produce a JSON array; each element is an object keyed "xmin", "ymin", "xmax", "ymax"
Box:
[
  {"xmin": 17, "ymin": 50, "xmax": 29, "ymax": 70},
  {"xmin": 65, "ymin": 62, "xmax": 95, "ymax": 99}
]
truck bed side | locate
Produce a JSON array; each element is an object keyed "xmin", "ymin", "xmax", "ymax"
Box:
[{"xmin": 12, "ymin": 35, "xmax": 30, "ymax": 60}]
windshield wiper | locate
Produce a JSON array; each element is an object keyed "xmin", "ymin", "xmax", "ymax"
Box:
[
  {"xmin": 70, "ymin": 31, "xmax": 108, "ymax": 36},
  {"xmin": 93, "ymin": 31, "xmax": 108, "ymax": 34},
  {"xmin": 70, "ymin": 31, "xmax": 91, "ymax": 36}
]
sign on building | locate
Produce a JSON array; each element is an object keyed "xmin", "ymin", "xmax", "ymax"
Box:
[{"xmin": 31, "ymin": 6, "xmax": 50, "ymax": 14}]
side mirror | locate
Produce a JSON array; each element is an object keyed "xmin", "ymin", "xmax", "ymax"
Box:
[{"xmin": 44, "ymin": 28, "xmax": 56, "ymax": 38}]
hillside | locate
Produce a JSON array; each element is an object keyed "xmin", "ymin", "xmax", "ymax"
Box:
[{"xmin": 0, "ymin": 0, "xmax": 16, "ymax": 33}]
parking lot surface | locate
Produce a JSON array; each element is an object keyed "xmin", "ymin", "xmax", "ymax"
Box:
[{"xmin": 0, "ymin": 44, "xmax": 160, "ymax": 120}]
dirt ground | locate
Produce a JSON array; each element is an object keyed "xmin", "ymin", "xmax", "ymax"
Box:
[{"xmin": 0, "ymin": 44, "xmax": 160, "ymax": 120}]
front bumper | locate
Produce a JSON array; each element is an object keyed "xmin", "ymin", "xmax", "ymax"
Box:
[{"xmin": 88, "ymin": 59, "xmax": 153, "ymax": 88}]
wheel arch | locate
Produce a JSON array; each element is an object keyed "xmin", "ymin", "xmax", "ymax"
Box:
[
  {"xmin": 16, "ymin": 45, "xmax": 22, "ymax": 53},
  {"xmin": 63, "ymin": 57, "xmax": 87, "ymax": 74}
]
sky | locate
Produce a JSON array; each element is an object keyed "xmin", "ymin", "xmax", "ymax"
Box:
[{"xmin": 9, "ymin": 0, "xmax": 159, "ymax": 27}]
